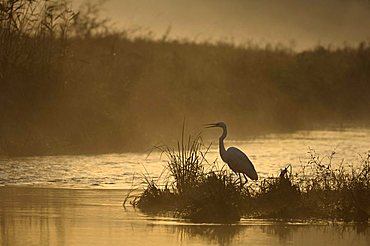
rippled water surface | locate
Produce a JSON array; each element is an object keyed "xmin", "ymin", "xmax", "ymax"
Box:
[
  {"xmin": 1, "ymin": 128, "xmax": 370, "ymax": 245},
  {"xmin": 1, "ymin": 187, "xmax": 369, "ymax": 246},
  {"xmin": 1, "ymin": 128, "xmax": 369, "ymax": 189}
]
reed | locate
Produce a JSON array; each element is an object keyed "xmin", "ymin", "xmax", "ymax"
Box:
[
  {"xmin": 1, "ymin": 1, "xmax": 370, "ymax": 157},
  {"xmin": 135, "ymin": 131, "xmax": 370, "ymax": 223},
  {"xmin": 155, "ymin": 124, "xmax": 207, "ymax": 195},
  {"xmin": 135, "ymin": 128, "xmax": 247, "ymax": 222}
]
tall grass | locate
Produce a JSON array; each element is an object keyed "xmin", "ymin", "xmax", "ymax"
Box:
[
  {"xmin": 1, "ymin": 0, "xmax": 370, "ymax": 156},
  {"xmin": 135, "ymin": 133, "xmax": 370, "ymax": 223},
  {"xmin": 135, "ymin": 130, "xmax": 247, "ymax": 223},
  {"xmin": 295, "ymin": 150, "xmax": 370, "ymax": 221},
  {"xmin": 155, "ymin": 125, "xmax": 207, "ymax": 195}
]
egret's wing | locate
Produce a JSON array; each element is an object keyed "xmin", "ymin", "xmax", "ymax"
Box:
[{"xmin": 227, "ymin": 147, "xmax": 258, "ymax": 180}]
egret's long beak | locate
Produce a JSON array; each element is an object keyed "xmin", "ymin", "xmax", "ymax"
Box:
[{"xmin": 204, "ymin": 123, "xmax": 218, "ymax": 128}]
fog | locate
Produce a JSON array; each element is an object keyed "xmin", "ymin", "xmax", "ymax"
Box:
[
  {"xmin": 1, "ymin": 0, "xmax": 370, "ymax": 156},
  {"xmin": 73, "ymin": 0, "xmax": 370, "ymax": 50}
]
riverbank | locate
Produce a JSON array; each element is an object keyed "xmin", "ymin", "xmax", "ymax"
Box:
[
  {"xmin": 0, "ymin": 186, "xmax": 369, "ymax": 246},
  {"xmin": 1, "ymin": 1, "xmax": 370, "ymax": 157}
]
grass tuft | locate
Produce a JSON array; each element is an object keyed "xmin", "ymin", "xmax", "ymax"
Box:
[{"xmin": 135, "ymin": 129, "xmax": 246, "ymax": 222}]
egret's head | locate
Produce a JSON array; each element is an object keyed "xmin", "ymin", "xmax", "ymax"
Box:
[{"xmin": 204, "ymin": 122, "xmax": 226, "ymax": 129}]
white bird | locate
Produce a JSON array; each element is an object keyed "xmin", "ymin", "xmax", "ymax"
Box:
[{"xmin": 205, "ymin": 122, "xmax": 258, "ymax": 183}]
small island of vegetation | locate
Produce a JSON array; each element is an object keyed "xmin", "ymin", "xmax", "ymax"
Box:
[{"xmin": 130, "ymin": 132, "xmax": 370, "ymax": 223}]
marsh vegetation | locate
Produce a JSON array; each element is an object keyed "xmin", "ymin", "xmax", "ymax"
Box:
[
  {"xmin": 133, "ymin": 133, "xmax": 370, "ymax": 223},
  {"xmin": 0, "ymin": 0, "xmax": 369, "ymax": 156}
]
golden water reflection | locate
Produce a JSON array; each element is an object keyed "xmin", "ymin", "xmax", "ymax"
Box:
[{"xmin": 1, "ymin": 187, "xmax": 369, "ymax": 245}]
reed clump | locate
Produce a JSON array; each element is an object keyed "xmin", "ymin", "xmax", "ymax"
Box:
[
  {"xmin": 250, "ymin": 165, "xmax": 302, "ymax": 219},
  {"xmin": 134, "ymin": 134, "xmax": 370, "ymax": 223},
  {"xmin": 135, "ymin": 131, "xmax": 246, "ymax": 223},
  {"xmin": 296, "ymin": 150, "xmax": 370, "ymax": 222}
]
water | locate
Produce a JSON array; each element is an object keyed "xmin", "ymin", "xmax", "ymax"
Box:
[
  {"xmin": 1, "ymin": 187, "xmax": 369, "ymax": 246},
  {"xmin": 1, "ymin": 128, "xmax": 370, "ymax": 245},
  {"xmin": 0, "ymin": 128, "xmax": 369, "ymax": 189}
]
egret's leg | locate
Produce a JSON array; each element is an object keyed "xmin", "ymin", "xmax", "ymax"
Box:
[
  {"xmin": 239, "ymin": 173, "xmax": 243, "ymax": 188},
  {"xmin": 233, "ymin": 172, "xmax": 240, "ymax": 184},
  {"xmin": 242, "ymin": 174, "xmax": 249, "ymax": 186}
]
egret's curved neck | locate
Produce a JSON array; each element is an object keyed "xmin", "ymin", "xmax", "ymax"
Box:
[{"xmin": 219, "ymin": 126, "xmax": 227, "ymax": 161}]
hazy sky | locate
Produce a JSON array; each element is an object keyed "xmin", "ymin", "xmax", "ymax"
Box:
[{"xmin": 73, "ymin": 0, "xmax": 370, "ymax": 50}]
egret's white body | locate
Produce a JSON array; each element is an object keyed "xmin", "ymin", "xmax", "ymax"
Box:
[{"xmin": 206, "ymin": 122, "xmax": 258, "ymax": 181}]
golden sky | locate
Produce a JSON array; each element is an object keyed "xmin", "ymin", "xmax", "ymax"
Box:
[{"xmin": 72, "ymin": 0, "xmax": 370, "ymax": 50}]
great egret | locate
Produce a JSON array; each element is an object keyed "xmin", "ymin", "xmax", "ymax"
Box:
[{"xmin": 205, "ymin": 122, "xmax": 258, "ymax": 183}]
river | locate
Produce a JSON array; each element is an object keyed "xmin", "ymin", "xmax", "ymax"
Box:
[{"xmin": 0, "ymin": 128, "xmax": 369, "ymax": 245}]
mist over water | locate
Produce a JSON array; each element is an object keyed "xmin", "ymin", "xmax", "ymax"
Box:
[{"xmin": 1, "ymin": 0, "xmax": 369, "ymax": 156}]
